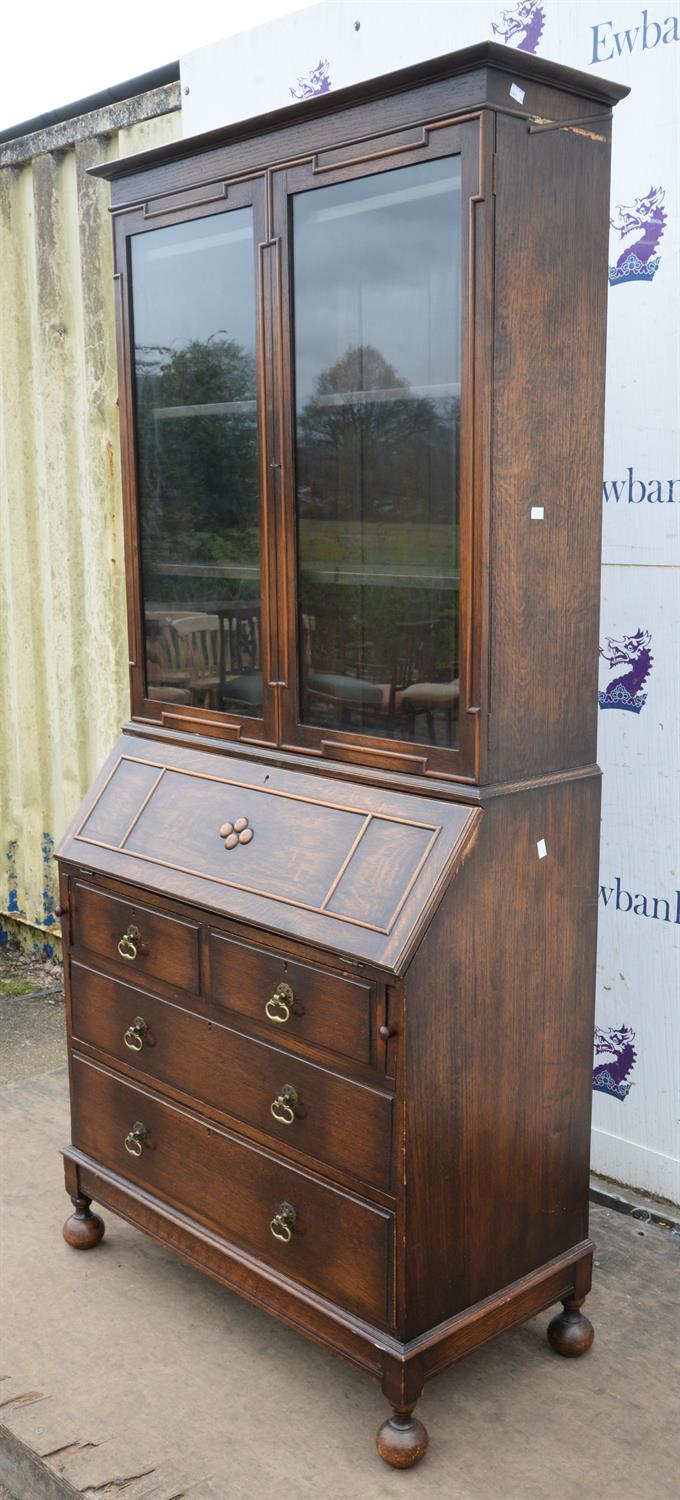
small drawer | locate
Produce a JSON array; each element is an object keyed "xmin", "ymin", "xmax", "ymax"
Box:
[
  {"xmin": 209, "ymin": 932, "xmax": 374, "ymax": 1065},
  {"xmin": 70, "ymin": 962, "xmax": 393, "ymax": 1191},
  {"xmin": 71, "ymin": 1055, "xmax": 392, "ymax": 1328},
  {"xmin": 71, "ymin": 882, "xmax": 199, "ymax": 995}
]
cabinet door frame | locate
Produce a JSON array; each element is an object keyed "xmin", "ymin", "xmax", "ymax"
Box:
[
  {"xmin": 272, "ymin": 115, "xmax": 491, "ymax": 784},
  {"xmin": 111, "ymin": 101, "xmax": 493, "ymax": 785},
  {"xmin": 112, "ymin": 178, "xmax": 281, "ymax": 748}
]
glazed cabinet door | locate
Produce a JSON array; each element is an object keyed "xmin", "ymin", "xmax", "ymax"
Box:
[
  {"xmin": 114, "ymin": 181, "xmax": 279, "ymax": 745},
  {"xmin": 274, "ymin": 119, "xmax": 487, "ymax": 782}
]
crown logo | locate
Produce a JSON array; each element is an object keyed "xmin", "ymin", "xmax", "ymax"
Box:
[
  {"xmin": 609, "ymin": 186, "xmax": 666, "ymax": 287},
  {"xmin": 599, "ymin": 629, "xmax": 653, "ymax": 715},
  {"xmin": 593, "ymin": 1024, "xmax": 637, "ymax": 1102},
  {"xmin": 598, "ymin": 684, "xmax": 648, "ymax": 714}
]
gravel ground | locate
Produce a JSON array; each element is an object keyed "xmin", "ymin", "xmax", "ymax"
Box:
[{"xmin": 0, "ymin": 948, "xmax": 66, "ymax": 1083}]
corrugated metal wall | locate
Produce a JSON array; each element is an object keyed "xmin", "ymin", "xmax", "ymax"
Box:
[{"xmin": 0, "ymin": 92, "xmax": 181, "ymax": 953}]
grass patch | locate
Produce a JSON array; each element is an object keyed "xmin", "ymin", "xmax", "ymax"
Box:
[{"xmin": 0, "ymin": 977, "xmax": 36, "ymax": 997}]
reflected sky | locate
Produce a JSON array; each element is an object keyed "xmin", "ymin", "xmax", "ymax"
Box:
[
  {"xmin": 131, "ymin": 210, "xmax": 256, "ymax": 369},
  {"xmin": 293, "ymin": 156, "xmax": 461, "ymax": 406}
]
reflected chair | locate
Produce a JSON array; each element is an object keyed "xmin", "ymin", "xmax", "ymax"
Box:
[
  {"xmin": 145, "ymin": 611, "xmax": 193, "ymax": 702},
  {"xmin": 218, "ymin": 603, "xmax": 263, "ymax": 715},
  {"xmin": 169, "ymin": 613, "xmax": 223, "ymax": 708},
  {"xmin": 301, "ymin": 610, "xmax": 386, "ymax": 728},
  {"xmin": 388, "ymin": 619, "xmax": 459, "ymax": 745}
]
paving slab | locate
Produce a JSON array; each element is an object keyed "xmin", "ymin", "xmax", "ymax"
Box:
[{"xmin": 1, "ymin": 1068, "xmax": 678, "ymax": 1500}]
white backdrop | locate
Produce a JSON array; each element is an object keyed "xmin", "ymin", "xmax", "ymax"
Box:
[{"xmin": 181, "ymin": 0, "xmax": 680, "ymax": 1202}]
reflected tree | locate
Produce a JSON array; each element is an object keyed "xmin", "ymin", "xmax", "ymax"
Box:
[
  {"xmin": 136, "ymin": 336, "xmax": 259, "ymax": 589},
  {"xmin": 295, "ymin": 345, "xmax": 460, "ymax": 710},
  {"xmin": 297, "ymin": 344, "xmax": 457, "ymax": 527}
]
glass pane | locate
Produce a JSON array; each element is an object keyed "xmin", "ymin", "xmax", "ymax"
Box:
[
  {"xmin": 293, "ymin": 156, "xmax": 461, "ymax": 749},
  {"xmin": 131, "ymin": 210, "xmax": 262, "ymax": 718}
]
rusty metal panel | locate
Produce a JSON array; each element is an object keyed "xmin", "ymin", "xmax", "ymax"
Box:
[{"xmin": 0, "ymin": 99, "xmax": 180, "ymax": 953}]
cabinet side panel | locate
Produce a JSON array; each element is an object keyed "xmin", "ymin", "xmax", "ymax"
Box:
[
  {"xmin": 403, "ymin": 776, "xmax": 600, "ymax": 1337},
  {"xmin": 488, "ymin": 113, "xmax": 612, "ymax": 781}
]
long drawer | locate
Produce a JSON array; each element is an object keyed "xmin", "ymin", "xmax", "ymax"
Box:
[
  {"xmin": 71, "ymin": 1055, "xmax": 393, "ymax": 1328},
  {"xmin": 70, "ymin": 961, "xmax": 393, "ymax": 1192}
]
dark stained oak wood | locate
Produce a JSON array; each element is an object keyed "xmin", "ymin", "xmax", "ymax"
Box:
[
  {"xmin": 401, "ymin": 773, "xmax": 601, "ymax": 1337},
  {"xmin": 70, "ymin": 1054, "xmax": 394, "ymax": 1328},
  {"xmin": 70, "ymin": 960, "xmax": 393, "ymax": 1192},
  {"xmin": 487, "ymin": 110, "xmax": 614, "ymax": 782},
  {"xmin": 547, "ymin": 1297, "xmax": 595, "ymax": 1357},
  {"xmin": 72, "ymin": 881, "xmax": 200, "ymax": 994},
  {"xmin": 376, "ymin": 1412, "xmax": 429, "ymax": 1469},
  {"xmin": 209, "ymin": 932, "xmax": 375, "ymax": 1066},
  {"xmin": 62, "ymin": 1194, "xmax": 105, "ymax": 1249},
  {"xmin": 63, "ymin": 1146, "xmax": 595, "ymax": 1387},
  {"xmin": 56, "ymin": 43, "xmax": 624, "ymax": 1463},
  {"xmin": 59, "ymin": 737, "xmax": 479, "ymax": 971},
  {"xmin": 90, "ymin": 43, "xmax": 626, "ymax": 201}
]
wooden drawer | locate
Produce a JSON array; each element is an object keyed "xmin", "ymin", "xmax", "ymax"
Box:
[
  {"xmin": 209, "ymin": 932, "xmax": 374, "ymax": 1065},
  {"xmin": 72, "ymin": 882, "xmax": 199, "ymax": 995},
  {"xmin": 71, "ymin": 1055, "xmax": 392, "ymax": 1327},
  {"xmin": 70, "ymin": 962, "xmax": 393, "ymax": 1192}
]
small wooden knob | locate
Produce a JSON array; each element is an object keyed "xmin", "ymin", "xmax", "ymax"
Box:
[
  {"xmin": 379, "ymin": 1024, "xmax": 394, "ymax": 1041},
  {"xmin": 55, "ymin": 905, "xmax": 66, "ymax": 918},
  {"xmin": 221, "ymin": 814, "xmax": 253, "ymax": 849},
  {"xmin": 220, "ymin": 816, "xmax": 252, "ymax": 848}
]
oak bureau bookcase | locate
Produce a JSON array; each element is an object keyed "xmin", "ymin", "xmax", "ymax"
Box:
[{"xmin": 56, "ymin": 43, "xmax": 628, "ymax": 1468}]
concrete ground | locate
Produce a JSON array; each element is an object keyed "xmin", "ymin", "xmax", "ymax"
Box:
[
  {"xmin": 0, "ymin": 950, "xmax": 66, "ymax": 1084},
  {"xmin": 0, "ymin": 969, "xmax": 678, "ymax": 1500}
]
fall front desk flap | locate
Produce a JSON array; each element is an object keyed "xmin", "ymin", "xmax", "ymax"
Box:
[{"xmin": 57, "ymin": 736, "xmax": 480, "ymax": 974}]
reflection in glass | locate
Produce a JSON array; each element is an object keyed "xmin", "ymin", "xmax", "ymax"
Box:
[
  {"xmin": 293, "ymin": 157, "xmax": 461, "ymax": 748},
  {"xmin": 131, "ymin": 210, "xmax": 262, "ymax": 717}
]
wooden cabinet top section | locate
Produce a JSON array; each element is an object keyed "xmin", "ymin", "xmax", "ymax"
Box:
[
  {"xmin": 57, "ymin": 736, "xmax": 480, "ymax": 973},
  {"xmin": 87, "ymin": 41, "xmax": 628, "ymax": 790}
]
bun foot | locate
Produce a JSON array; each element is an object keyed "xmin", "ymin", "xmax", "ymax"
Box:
[
  {"xmin": 547, "ymin": 1297, "xmax": 594, "ymax": 1358},
  {"xmin": 376, "ymin": 1411, "xmax": 429, "ymax": 1469},
  {"xmin": 63, "ymin": 1194, "xmax": 105, "ymax": 1250}
]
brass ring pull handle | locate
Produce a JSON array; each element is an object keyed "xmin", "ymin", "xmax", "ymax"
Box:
[
  {"xmin": 265, "ymin": 982, "xmax": 293, "ymax": 1024},
  {"xmin": 118, "ymin": 924, "xmax": 142, "ymax": 961},
  {"xmin": 270, "ymin": 1201, "xmax": 296, "ymax": 1243},
  {"xmin": 270, "ymin": 1084, "xmax": 298, "ymax": 1126},
  {"xmin": 124, "ymin": 1121, "xmax": 147, "ymax": 1157},
  {"xmin": 124, "ymin": 1016, "xmax": 148, "ymax": 1052}
]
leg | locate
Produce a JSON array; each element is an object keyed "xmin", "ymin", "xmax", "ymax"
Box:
[
  {"xmin": 547, "ymin": 1296, "xmax": 594, "ymax": 1358},
  {"xmin": 376, "ymin": 1409, "xmax": 429, "ymax": 1469},
  {"xmin": 63, "ymin": 1193, "xmax": 105, "ymax": 1250},
  {"xmin": 377, "ymin": 1356, "xmax": 428, "ymax": 1470}
]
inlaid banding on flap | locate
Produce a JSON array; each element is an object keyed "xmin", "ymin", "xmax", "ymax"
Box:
[
  {"xmin": 75, "ymin": 754, "xmax": 442, "ymax": 935},
  {"xmin": 77, "ymin": 759, "xmax": 161, "ymax": 847}
]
